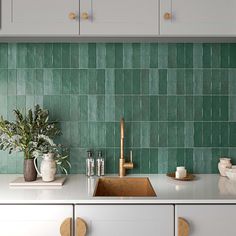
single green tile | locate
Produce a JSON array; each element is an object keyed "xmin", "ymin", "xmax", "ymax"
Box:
[
  {"xmin": 61, "ymin": 69, "xmax": 71, "ymax": 94},
  {"xmin": 150, "ymin": 148, "xmax": 158, "ymax": 173},
  {"xmin": 229, "ymin": 69, "xmax": 236, "ymax": 95},
  {"xmin": 60, "ymin": 95, "xmax": 70, "ymax": 121},
  {"xmin": 193, "ymin": 70, "xmax": 203, "ymax": 94},
  {"xmin": 203, "ymin": 122, "xmax": 212, "ymax": 147},
  {"xmin": 88, "ymin": 95, "xmax": 97, "ymax": 121},
  {"xmin": 79, "ymin": 44, "xmax": 88, "ymax": 68},
  {"xmin": 114, "ymin": 122, "xmax": 120, "ymax": 147},
  {"xmin": 124, "ymin": 70, "xmax": 132, "ymax": 94},
  {"xmin": 211, "ymin": 149, "xmax": 221, "ymax": 173},
  {"xmin": 105, "ymin": 69, "xmax": 115, "ymax": 94},
  {"xmin": 203, "ymin": 44, "xmax": 212, "ymax": 68},
  {"xmin": 50, "ymin": 95, "xmax": 61, "ymax": 120},
  {"xmin": 7, "ymin": 69, "xmax": 17, "ymax": 95},
  {"xmin": 123, "ymin": 43, "xmax": 133, "ymax": 68},
  {"xmin": 158, "ymin": 122, "xmax": 167, "ymax": 147},
  {"xmin": 150, "ymin": 96, "xmax": 158, "ymax": 121},
  {"xmin": 105, "ymin": 148, "xmax": 115, "ymax": 173},
  {"xmin": 141, "ymin": 122, "xmax": 150, "ymax": 147},
  {"xmin": 79, "ymin": 69, "xmax": 88, "ymax": 94},
  {"xmin": 185, "ymin": 96, "xmax": 193, "ymax": 121},
  {"xmin": 176, "ymin": 148, "xmax": 185, "ymax": 166},
  {"xmin": 220, "ymin": 122, "xmax": 229, "ymax": 147},
  {"xmin": 17, "ymin": 69, "xmax": 26, "ymax": 95},
  {"xmin": 71, "ymin": 44, "xmax": 80, "ymax": 68},
  {"xmin": 96, "ymin": 43, "xmax": 106, "ymax": 68},
  {"xmin": 106, "ymin": 43, "xmax": 115, "ymax": 68},
  {"xmin": 140, "ymin": 149, "xmax": 150, "ymax": 173},
  {"xmin": 158, "ymin": 43, "xmax": 168, "ymax": 69},
  {"xmin": 176, "ymin": 69, "xmax": 185, "ymax": 94},
  {"xmin": 221, "ymin": 43, "xmax": 229, "ymax": 68},
  {"xmin": 140, "ymin": 70, "xmax": 149, "ymax": 94},
  {"xmin": 115, "ymin": 69, "xmax": 124, "ymax": 94},
  {"xmin": 97, "ymin": 69, "xmax": 105, "ymax": 94},
  {"xmin": 212, "ymin": 96, "xmax": 220, "ymax": 121},
  {"xmin": 52, "ymin": 43, "xmax": 62, "ymax": 68},
  {"xmin": 0, "ymin": 69, "xmax": 7, "ymax": 95},
  {"xmin": 132, "ymin": 69, "xmax": 141, "ymax": 94},
  {"xmin": 88, "ymin": 69, "xmax": 97, "ymax": 94},
  {"xmin": 220, "ymin": 96, "xmax": 228, "ymax": 121},
  {"xmin": 141, "ymin": 43, "xmax": 150, "ymax": 68},
  {"xmin": 96, "ymin": 96, "xmax": 105, "ymax": 121},
  {"xmin": 212, "ymin": 69, "xmax": 221, "ymax": 94},
  {"xmin": 25, "ymin": 95, "xmax": 34, "ymax": 111},
  {"xmin": 106, "ymin": 123, "xmax": 115, "ymax": 147},
  {"xmin": 78, "ymin": 122, "xmax": 89, "ymax": 147},
  {"xmin": 168, "ymin": 149, "xmax": 177, "ymax": 172},
  {"xmin": 177, "ymin": 96, "xmax": 185, "ymax": 121},
  {"xmin": 185, "ymin": 148, "xmax": 193, "ymax": 173},
  {"xmin": 212, "ymin": 44, "xmax": 221, "ymax": 68},
  {"xmin": 203, "ymin": 96, "xmax": 212, "ymax": 121},
  {"xmin": 230, "ymin": 44, "xmax": 236, "ymax": 68},
  {"xmin": 203, "ymin": 69, "xmax": 212, "ymax": 94},
  {"xmin": 185, "ymin": 44, "xmax": 193, "ymax": 68},
  {"xmin": 25, "ymin": 69, "xmax": 35, "ymax": 95},
  {"xmin": 62, "ymin": 44, "xmax": 71, "ymax": 68},
  {"xmin": 8, "ymin": 43, "xmax": 17, "ymax": 69},
  {"xmin": 89, "ymin": 122, "xmax": 98, "ymax": 147},
  {"xmin": 141, "ymin": 96, "xmax": 150, "ymax": 121},
  {"xmin": 79, "ymin": 95, "xmax": 88, "ymax": 121},
  {"xmin": 132, "ymin": 43, "xmax": 141, "ymax": 68},
  {"xmin": 35, "ymin": 43, "xmax": 44, "ymax": 68},
  {"xmin": 167, "ymin": 69, "xmax": 177, "ymax": 94},
  {"xmin": 115, "ymin": 43, "xmax": 123, "ymax": 68},
  {"xmin": 124, "ymin": 96, "xmax": 132, "ymax": 121},
  {"xmin": 105, "ymin": 95, "xmax": 115, "ymax": 121},
  {"xmin": 185, "ymin": 69, "xmax": 193, "ymax": 94},
  {"xmin": 220, "ymin": 70, "xmax": 229, "ymax": 94},
  {"xmin": 159, "ymin": 69, "xmax": 167, "ymax": 94},
  {"xmin": 115, "ymin": 96, "xmax": 124, "ymax": 121},
  {"xmin": 158, "ymin": 96, "xmax": 167, "ymax": 121},
  {"xmin": 230, "ymin": 96, "xmax": 236, "ymax": 121},
  {"xmin": 88, "ymin": 43, "xmax": 96, "ymax": 68},
  {"xmin": 70, "ymin": 69, "xmax": 80, "ymax": 94},
  {"xmin": 168, "ymin": 44, "xmax": 177, "ymax": 68},
  {"xmin": 158, "ymin": 148, "xmax": 168, "ymax": 173},
  {"xmin": 194, "ymin": 122, "xmax": 203, "ymax": 147},
  {"xmin": 124, "ymin": 121, "xmax": 132, "ymax": 147},
  {"xmin": 150, "ymin": 43, "xmax": 158, "ymax": 68},
  {"xmin": 150, "ymin": 122, "xmax": 158, "ymax": 147},
  {"xmin": 167, "ymin": 96, "xmax": 177, "ymax": 121},
  {"xmin": 130, "ymin": 148, "xmax": 140, "ymax": 174},
  {"xmin": 132, "ymin": 122, "xmax": 141, "ymax": 147},
  {"xmin": 168, "ymin": 122, "xmax": 177, "ymax": 147},
  {"xmin": 97, "ymin": 122, "xmax": 106, "ymax": 147},
  {"xmin": 193, "ymin": 44, "xmax": 203, "ymax": 68},
  {"xmin": 43, "ymin": 44, "xmax": 53, "ymax": 68},
  {"xmin": 212, "ymin": 122, "xmax": 220, "ymax": 147},
  {"xmin": 149, "ymin": 69, "xmax": 159, "ymax": 95},
  {"xmin": 184, "ymin": 122, "xmax": 194, "ymax": 147},
  {"xmin": 194, "ymin": 96, "xmax": 204, "ymax": 121},
  {"xmin": 70, "ymin": 95, "xmax": 79, "ymax": 121},
  {"xmin": 177, "ymin": 43, "xmax": 185, "ymax": 68}
]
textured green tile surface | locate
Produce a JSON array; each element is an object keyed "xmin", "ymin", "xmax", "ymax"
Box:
[{"xmin": 0, "ymin": 43, "xmax": 235, "ymax": 174}]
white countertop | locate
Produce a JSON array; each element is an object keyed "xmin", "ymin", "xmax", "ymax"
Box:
[{"xmin": 0, "ymin": 174, "xmax": 236, "ymax": 204}]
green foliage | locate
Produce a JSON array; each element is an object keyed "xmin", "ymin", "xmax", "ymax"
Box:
[{"xmin": 0, "ymin": 105, "xmax": 70, "ymax": 174}]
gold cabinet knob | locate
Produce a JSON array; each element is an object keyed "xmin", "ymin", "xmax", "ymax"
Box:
[
  {"xmin": 178, "ymin": 217, "xmax": 189, "ymax": 236},
  {"xmin": 69, "ymin": 12, "xmax": 77, "ymax": 20},
  {"xmin": 164, "ymin": 12, "xmax": 172, "ymax": 20},
  {"xmin": 81, "ymin": 12, "xmax": 89, "ymax": 20}
]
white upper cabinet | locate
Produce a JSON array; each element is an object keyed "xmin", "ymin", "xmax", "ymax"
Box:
[
  {"xmin": 0, "ymin": 0, "xmax": 79, "ymax": 35},
  {"xmin": 160, "ymin": 0, "xmax": 236, "ymax": 36},
  {"xmin": 80, "ymin": 0, "xmax": 159, "ymax": 36}
]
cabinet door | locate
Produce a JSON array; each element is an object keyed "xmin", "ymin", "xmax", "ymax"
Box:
[
  {"xmin": 76, "ymin": 205, "xmax": 173, "ymax": 236},
  {"xmin": 160, "ymin": 0, "xmax": 236, "ymax": 36},
  {"xmin": 176, "ymin": 205, "xmax": 236, "ymax": 236},
  {"xmin": 0, "ymin": 205, "xmax": 73, "ymax": 236},
  {"xmin": 0, "ymin": 0, "xmax": 79, "ymax": 35},
  {"xmin": 80, "ymin": 0, "xmax": 159, "ymax": 36}
]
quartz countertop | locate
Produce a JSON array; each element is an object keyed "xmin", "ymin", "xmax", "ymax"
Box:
[{"xmin": 0, "ymin": 174, "xmax": 236, "ymax": 204}]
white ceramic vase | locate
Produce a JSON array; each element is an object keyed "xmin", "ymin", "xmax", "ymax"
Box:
[
  {"xmin": 34, "ymin": 153, "xmax": 57, "ymax": 182},
  {"xmin": 218, "ymin": 158, "xmax": 232, "ymax": 177}
]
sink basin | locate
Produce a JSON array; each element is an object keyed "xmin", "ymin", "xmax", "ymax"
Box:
[{"xmin": 93, "ymin": 177, "xmax": 157, "ymax": 197}]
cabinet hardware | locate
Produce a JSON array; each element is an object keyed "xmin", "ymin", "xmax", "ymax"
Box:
[
  {"xmin": 178, "ymin": 217, "xmax": 189, "ymax": 236},
  {"xmin": 164, "ymin": 12, "xmax": 172, "ymax": 20},
  {"xmin": 69, "ymin": 12, "xmax": 77, "ymax": 20},
  {"xmin": 81, "ymin": 12, "xmax": 89, "ymax": 20},
  {"xmin": 76, "ymin": 217, "xmax": 87, "ymax": 236},
  {"xmin": 60, "ymin": 217, "xmax": 72, "ymax": 236}
]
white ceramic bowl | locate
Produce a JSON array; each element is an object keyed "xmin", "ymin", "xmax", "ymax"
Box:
[{"xmin": 225, "ymin": 166, "xmax": 236, "ymax": 181}]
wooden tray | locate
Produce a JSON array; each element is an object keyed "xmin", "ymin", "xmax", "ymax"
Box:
[{"xmin": 166, "ymin": 172, "xmax": 195, "ymax": 181}]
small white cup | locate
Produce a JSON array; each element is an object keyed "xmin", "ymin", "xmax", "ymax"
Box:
[{"xmin": 175, "ymin": 166, "xmax": 187, "ymax": 179}]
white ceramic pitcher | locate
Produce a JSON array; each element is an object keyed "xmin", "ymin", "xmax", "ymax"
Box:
[{"xmin": 34, "ymin": 153, "xmax": 57, "ymax": 182}]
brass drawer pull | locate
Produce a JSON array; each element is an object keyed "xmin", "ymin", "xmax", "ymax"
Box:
[
  {"xmin": 60, "ymin": 217, "xmax": 72, "ymax": 236},
  {"xmin": 77, "ymin": 217, "xmax": 87, "ymax": 236},
  {"xmin": 178, "ymin": 217, "xmax": 190, "ymax": 236},
  {"xmin": 164, "ymin": 12, "xmax": 172, "ymax": 20}
]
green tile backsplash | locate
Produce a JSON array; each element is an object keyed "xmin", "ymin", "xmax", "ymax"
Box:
[{"xmin": 0, "ymin": 43, "xmax": 236, "ymax": 174}]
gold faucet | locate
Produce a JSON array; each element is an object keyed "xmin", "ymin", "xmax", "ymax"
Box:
[{"xmin": 119, "ymin": 118, "xmax": 134, "ymax": 177}]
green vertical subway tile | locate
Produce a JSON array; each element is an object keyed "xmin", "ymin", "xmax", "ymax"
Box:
[
  {"xmin": 16, "ymin": 96, "xmax": 26, "ymax": 116},
  {"xmin": 130, "ymin": 148, "xmax": 140, "ymax": 174},
  {"xmin": 212, "ymin": 70, "xmax": 221, "ymax": 94},
  {"xmin": 88, "ymin": 69, "xmax": 97, "ymax": 94},
  {"xmin": 167, "ymin": 96, "xmax": 177, "ymax": 121},
  {"xmin": 35, "ymin": 44, "xmax": 44, "ymax": 68},
  {"xmin": 132, "ymin": 69, "xmax": 141, "ymax": 94},
  {"xmin": 7, "ymin": 153, "xmax": 17, "ymax": 174},
  {"xmin": 229, "ymin": 69, "xmax": 236, "ymax": 95},
  {"xmin": 149, "ymin": 69, "xmax": 159, "ymax": 95},
  {"xmin": 115, "ymin": 43, "xmax": 123, "ymax": 68},
  {"xmin": 211, "ymin": 149, "xmax": 221, "ymax": 173},
  {"xmin": 105, "ymin": 148, "xmax": 115, "ymax": 173},
  {"xmin": 16, "ymin": 69, "xmax": 26, "ymax": 95},
  {"xmin": 79, "ymin": 69, "xmax": 88, "ymax": 94},
  {"xmin": 79, "ymin": 44, "xmax": 88, "ymax": 68},
  {"xmin": 43, "ymin": 44, "xmax": 53, "ymax": 68},
  {"xmin": 184, "ymin": 122, "xmax": 194, "ymax": 147},
  {"xmin": 7, "ymin": 96, "xmax": 16, "ymax": 121},
  {"xmin": 203, "ymin": 69, "xmax": 212, "ymax": 94},
  {"xmin": 78, "ymin": 122, "xmax": 89, "ymax": 147},
  {"xmin": 193, "ymin": 44, "xmax": 203, "ymax": 68},
  {"xmin": 17, "ymin": 44, "xmax": 27, "ymax": 68},
  {"xmin": 150, "ymin": 43, "xmax": 158, "ymax": 68},
  {"xmin": 52, "ymin": 43, "xmax": 61, "ymax": 68},
  {"xmin": 105, "ymin": 69, "xmax": 115, "ymax": 94},
  {"xmin": 123, "ymin": 43, "xmax": 133, "ymax": 68},
  {"xmin": 124, "ymin": 96, "xmax": 132, "ymax": 121},
  {"xmin": 141, "ymin": 96, "xmax": 150, "ymax": 121},
  {"xmin": 89, "ymin": 122, "xmax": 98, "ymax": 147},
  {"xmin": 132, "ymin": 43, "xmax": 141, "ymax": 68},
  {"xmin": 70, "ymin": 122, "xmax": 79, "ymax": 146},
  {"xmin": 25, "ymin": 69, "xmax": 35, "ymax": 95},
  {"xmin": 203, "ymin": 122, "xmax": 212, "ymax": 147},
  {"xmin": 185, "ymin": 148, "xmax": 193, "ymax": 173},
  {"xmin": 71, "ymin": 44, "xmax": 80, "ymax": 68},
  {"xmin": 177, "ymin": 149, "xmax": 185, "ymax": 166},
  {"xmin": 158, "ymin": 122, "xmax": 168, "ymax": 147},
  {"xmin": 115, "ymin": 96, "xmax": 124, "ymax": 120},
  {"xmin": 0, "ymin": 96, "xmax": 7, "ymax": 118},
  {"xmin": 70, "ymin": 69, "xmax": 80, "ymax": 94},
  {"xmin": 230, "ymin": 96, "xmax": 236, "ymax": 121},
  {"xmin": 7, "ymin": 69, "xmax": 17, "ymax": 95},
  {"xmin": 203, "ymin": 96, "xmax": 212, "ymax": 121},
  {"xmin": 61, "ymin": 43, "xmax": 71, "ymax": 68},
  {"xmin": 34, "ymin": 69, "xmax": 44, "ymax": 95},
  {"xmin": 150, "ymin": 122, "xmax": 158, "ymax": 147},
  {"xmin": 141, "ymin": 122, "xmax": 150, "ymax": 147},
  {"xmin": 168, "ymin": 149, "xmax": 177, "ymax": 172},
  {"xmin": 132, "ymin": 122, "xmax": 141, "ymax": 147},
  {"xmin": 185, "ymin": 96, "xmax": 193, "ymax": 121},
  {"xmin": 158, "ymin": 43, "xmax": 168, "ymax": 69},
  {"xmin": 97, "ymin": 96, "xmax": 105, "ymax": 121},
  {"xmin": 168, "ymin": 122, "xmax": 177, "ymax": 147},
  {"xmin": 96, "ymin": 69, "xmax": 105, "ymax": 94},
  {"xmin": 140, "ymin": 69, "xmax": 149, "ymax": 94},
  {"xmin": 221, "ymin": 43, "xmax": 230, "ymax": 68},
  {"xmin": 167, "ymin": 69, "xmax": 177, "ymax": 94},
  {"xmin": 194, "ymin": 122, "xmax": 203, "ymax": 147},
  {"xmin": 177, "ymin": 96, "xmax": 185, "ymax": 121},
  {"xmin": 8, "ymin": 44, "xmax": 16, "ymax": 68},
  {"xmin": 177, "ymin": 43, "xmax": 185, "ymax": 68},
  {"xmin": 43, "ymin": 95, "xmax": 51, "ymax": 112},
  {"xmin": 203, "ymin": 44, "xmax": 212, "ymax": 68},
  {"xmin": 60, "ymin": 95, "xmax": 70, "ymax": 121},
  {"xmin": 159, "ymin": 69, "xmax": 167, "ymax": 94},
  {"xmin": 79, "ymin": 95, "xmax": 88, "ymax": 121},
  {"xmin": 51, "ymin": 69, "xmax": 61, "ymax": 95},
  {"xmin": 220, "ymin": 122, "xmax": 229, "ymax": 147},
  {"xmin": 212, "ymin": 122, "xmax": 220, "ymax": 147},
  {"xmin": 193, "ymin": 149, "xmax": 203, "ymax": 173},
  {"xmin": 96, "ymin": 43, "xmax": 106, "ymax": 68},
  {"xmin": 114, "ymin": 122, "xmax": 120, "ymax": 147},
  {"xmin": 25, "ymin": 44, "xmax": 36, "ymax": 68},
  {"xmin": 132, "ymin": 96, "xmax": 141, "ymax": 121},
  {"xmin": 106, "ymin": 43, "xmax": 115, "ymax": 68},
  {"xmin": 158, "ymin": 96, "xmax": 167, "ymax": 121},
  {"xmin": 124, "ymin": 122, "xmax": 132, "ymax": 147},
  {"xmin": 115, "ymin": 69, "xmax": 124, "ymax": 94},
  {"xmin": 124, "ymin": 70, "xmax": 132, "ymax": 94},
  {"xmin": 105, "ymin": 95, "xmax": 115, "ymax": 121},
  {"xmin": 185, "ymin": 44, "xmax": 193, "ymax": 68},
  {"xmin": 150, "ymin": 96, "xmax": 158, "ymax": 121},
  {"xmin": 168, "ymin": 43, "xmax": 177, "ymax": 68},
  {"xmin": 176, "ymin": 69, "xmax": 185, "ymax": 94},
  {"xmin": 202, "ymin": 149, "xmax": 212, "ymax": 173},
  {"xmin": 61, "ymin": 69, "xmax": 71, "ymax": 94},
  {"xmin": 185, "ymin": 69, "xmax": 193, "ymax": 94},
  {"xmin": 221, "ymin": 69, "xmax": 229, "ymax": 94},
  {"xmin": 88, "ymin": 43, "xmax": 96, "ymax": 68},
  {"xmin": 25, "ymin": 95, "xmax": 35, "ymax": 111},
  {"xmin": 50, "ymin": 95, "xmax": 61, "ymax": 120},
  {"xmin": 0, "ymin": 69, "xmax": 7, "ymax": 95},
  {"xmin": 158, "ymin": 148, "xmax": 168, "ymax": 173},
  {"xmin": 141, "ymin": 43, "xmax": 150, "ymax": 68},
  {"xmin": 106, "ymin": 123, "xmax": 115, "ymax": 147},
  {"xmin": 70, "ymin": 95, "xmax": 79, "ymax": 121},
  {"xmin": 140, "ymin": 149, "xmax": 150, "ymax": 174},
  {"xmin": 88, "ymin": 95, "xmax": 97, "ymax": 121},
  {"xmin": 211, "ymin": 44, "xmax": 221, "ymax": 68},
  {"xmin": 230, "ymin": 44, "xmax": 236, "ymax": 68},
  {"xmin": 212, "ymin": 96, "xmax": 220, "ymax": 121},
  {"xmin": 150, "ymin": 148, "xmax": 158, "ymax": 173},
  {"xmin": 220, "ymin": 96, "xmax": 228, "ymax": 121},
  {"xmin": 97, "ymin": 122, "xmax": 106, "ymax": 147},
  {"xmin": 193, "ymin": 70, "xmax": 203, "ymax": 94}
]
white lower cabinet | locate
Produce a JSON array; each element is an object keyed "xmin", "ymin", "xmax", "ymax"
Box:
[
  {"xmin": 0, "ymin": 205, "xmax": 73, "ymax": 236},
  {"xmin": 176, "ymin": 205, "xmax": 236, "ymax": 236},
  {"xmin": 75, "ymin": 205, "xmax": 174, "ymax": 236}
]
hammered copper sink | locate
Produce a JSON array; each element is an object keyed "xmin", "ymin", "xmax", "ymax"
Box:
[{"xmin": 93, "ymin": 177, "xmax": 157, "ymax": 197}]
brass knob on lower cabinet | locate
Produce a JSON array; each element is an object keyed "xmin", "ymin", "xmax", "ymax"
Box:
[
  {"xmin": 60, "ymin": 218, "xmax": 72, "ymax": 236},
  {"xmin": 81, "ymin": 12, "xmax": 89, "ymax": 20},
  {"xmin": 76, "ymin": 217, "xmax": 87, "ymax": 236},
  {"xmin": 69, "ymin": 12, "xmax": 77, "ymax": 20},
  {"xmin": 164, "ymin": 12, "xmax": 172, "ymax": 20},
  {"xmin": 178, "ymin": 217, "xmax": 190, "ymax": 236}
]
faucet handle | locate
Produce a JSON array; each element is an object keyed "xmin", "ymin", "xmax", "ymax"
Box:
[{"xmin": 130, "ymin": 150, "xmax": 133, "ymax": 163}]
